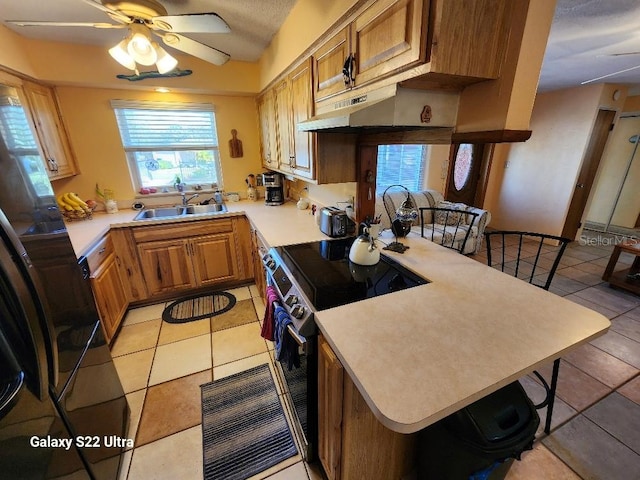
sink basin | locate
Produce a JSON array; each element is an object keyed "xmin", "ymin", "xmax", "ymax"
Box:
[
  {"xmin": 133, "ymin": 207, "xmax": 186, "ymax": 220},
  {"xmin": 185, "ymin": 204, "xmax": 226, "ymax": 214},
  {"xmin": 133, "ymin": 203, "xmax": 227, "ymax": 221}
]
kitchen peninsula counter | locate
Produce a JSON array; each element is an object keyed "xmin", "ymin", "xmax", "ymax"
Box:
[
  {"xmin": 313, "ymin": 230, "xmax": 610, "ymax": 434},
  {"xmin": 64, "ymin": 201, "xmax": 610, "ymax": 436}
]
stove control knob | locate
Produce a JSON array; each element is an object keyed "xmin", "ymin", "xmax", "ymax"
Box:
[
  {"xmin": 285, "ymin": 295, "xmax": 298, "ymax": 306},
  {"xmin": 263, "ymin": 255, "xmax": 276, "ymax": 270},
  {"xmin": 291, "ymin": 304, "xmax": 306, "ymax": 319}
]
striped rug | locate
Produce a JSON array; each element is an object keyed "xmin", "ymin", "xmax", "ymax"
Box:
[
  {"xmin": 201, "ymin": 364, "xmax": 298, "ymax": 480},
  {"xmin": 162, "ymin": 291, "xmax": 236, "ymax": 324}
]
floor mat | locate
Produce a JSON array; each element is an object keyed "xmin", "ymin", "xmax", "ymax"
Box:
[
  {"xmin": 162, "ymin": 291, "xmax": 236, "ymax": 324},
  {"xmin": 201, "ymin": 363, "xmax": 298, "ymax": 480}
]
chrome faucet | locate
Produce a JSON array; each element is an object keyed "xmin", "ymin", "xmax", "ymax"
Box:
[{"xmin": 181, "ymin": 192, "xmax": 199, "ymax": 206}]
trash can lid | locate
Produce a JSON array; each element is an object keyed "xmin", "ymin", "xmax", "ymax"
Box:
[{"xmin": 444, "ymin": 382, "xmax": 539, "ymax": 450}]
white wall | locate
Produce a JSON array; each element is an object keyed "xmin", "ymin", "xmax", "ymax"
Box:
[{"xmin": 484, "ymin": 84, "xmax": 604, "ymax": 235}]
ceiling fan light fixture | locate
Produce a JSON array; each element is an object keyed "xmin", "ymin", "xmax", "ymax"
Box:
[
  {"xmin": 154, "ymin": 43, "xmax": 178, "ymax": 74},
  {"xmin": 108, "ymin": 38, "xmax": 136, "ymax": 70},
  {"xmin": 127, "ymin": 24, "xmax": 157, "ymax": 66}
]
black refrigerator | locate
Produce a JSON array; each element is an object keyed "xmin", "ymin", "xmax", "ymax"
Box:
[{"xmin": 0, "ymin": 87, "xmax": 129, "ymax": 479}]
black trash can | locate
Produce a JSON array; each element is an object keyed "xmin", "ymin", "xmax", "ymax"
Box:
[{"xmin": 418, "ymin": 381, "xmax": 539, "ymax": 480}]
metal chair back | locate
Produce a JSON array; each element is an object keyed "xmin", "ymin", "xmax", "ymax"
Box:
[
  {"xmin": 484, "ymin": 230, "xmax": 572, "ymax": 434},
  {"xmin": 419, "ymin": 207, "xmax": 480, "ymax": 254}
]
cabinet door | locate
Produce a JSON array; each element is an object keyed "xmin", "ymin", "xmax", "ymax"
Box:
[
  {"xmin": 313, "ymin": 26, "xmax": 352, "ymax": 102},
  {"xmin": 137, "ymin": 239, "xmax": 194, "ymax": 296},
  {"xmin": 318, "ymin": 336, "xmax": 344, "ymax": 480},
  {"xmin": 289, "ymin": 58, "xmax": 316, "ymax": 180},
  {"xmin": 257, "ymin": 90, "xmax": 276, "ymax": 168},
  {"xmin": 23, "ymin": 81, "xmax": 78, "ymax": 180},
  {"xmin": 250, "ymin": 226, "xmax": 267, "ymax": 302},
  {"xmin": 273, "ymin": 79, "xmax": 292, "ymax": 172},
  {"xmin": 91, "ymin": 253, "xmax": 128, "ymax": 342},
  {"xmin": 352, "ymin": 0, "xmax": 426, "ymax": 88},
  {"xmin": 191, "ymin": 233, "xmax": 238, "ymax": 286},
  {"xmin": 429, "ymin": 0, "xmax": 511, "ymax": 79}
]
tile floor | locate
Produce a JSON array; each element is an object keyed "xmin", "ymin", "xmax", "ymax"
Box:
[
  {"xmin": 112, "ymin": 285, "xmax": 323, "ymax": 480},
  {"xmin": 110, "ymin": 231, "xmax": 640, "ymax": 480}
]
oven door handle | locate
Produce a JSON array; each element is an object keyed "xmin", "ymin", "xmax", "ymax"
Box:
[{"xmin": 287, "ymin": 324, "xmax": 307, "ymax": 349}]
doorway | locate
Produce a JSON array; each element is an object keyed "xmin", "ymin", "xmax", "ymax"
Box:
[
  {"xmin": 444, "ymin": 143, "xmax": 490, "ymax": 208},
  {"xmin": 561, "ymin": 109, "xmax": 617, "ymax": 240},
  {"xmin": 584, "ymin": 114, "xmax": 640, "ymax": 237}
]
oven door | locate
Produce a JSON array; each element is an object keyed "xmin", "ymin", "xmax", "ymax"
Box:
[{"xmin": 274, "ymin": 324, "xmax": 317, "ymax": 462}]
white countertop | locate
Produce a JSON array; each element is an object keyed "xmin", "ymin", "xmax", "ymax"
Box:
[
  {"xmin": 64, "ymin": 202, "xmax": 610, "ymax": 435},
  {"xmin": 314, "ymin": 230, "xmax": 610, "ymax": 433},
  {"xmin": 64, "ymin": 200, "xmax": 328, "ymax": 256}
]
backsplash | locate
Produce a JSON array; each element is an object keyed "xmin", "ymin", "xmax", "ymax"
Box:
[{"xmin": 288, "ymin": 180, "xmax": 356, "ymax": 213}]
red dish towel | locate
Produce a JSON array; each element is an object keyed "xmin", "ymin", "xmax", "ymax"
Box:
[{"xmin": 261, "ymin": 285, "xmax": 279, "ymax": 341}]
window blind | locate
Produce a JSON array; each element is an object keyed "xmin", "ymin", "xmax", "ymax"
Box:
[
  {"xmin": 376, "ymin": 145, "xmax": 426, "ymax": 192},
  {"xmin": 111, "ymin": 100, "xmax": 218, "ymax": 149}
]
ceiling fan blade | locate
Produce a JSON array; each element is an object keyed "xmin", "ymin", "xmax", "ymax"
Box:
[
  {"xmin": 581, "ymin": 64, "xmax": 640, "ymax": 85},
  {"xmin": 6, "ymin": 20, "xmax": 126, "ymax": 29},
  {"xmin": 80, "ymin": 0, "xmax": 131, "ymax": 24},
  {"xmin": 161, "ymin": 33, "xmax": 230, "ymax": 66},
  {"xmin": 152, "ymin": 13, "xmax": 230, "ymax": 33}
]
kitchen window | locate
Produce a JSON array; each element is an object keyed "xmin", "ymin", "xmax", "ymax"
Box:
[
  {"xmin": 111, "ymin": 100, "xmax": 222, "ymax": 192},
  {"xmin": 376, "ymin": 144, "xmax": 426, "ymax": 192}
]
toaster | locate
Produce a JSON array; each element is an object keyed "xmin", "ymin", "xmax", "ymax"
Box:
[{"xmin": 320, "ymin": 207, "xmax": 353, "ymax": 237}]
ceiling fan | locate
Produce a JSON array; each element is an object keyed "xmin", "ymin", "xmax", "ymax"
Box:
[{"xmin": 6, "ymin": 0, "xmax": 231, "ymax": 74}]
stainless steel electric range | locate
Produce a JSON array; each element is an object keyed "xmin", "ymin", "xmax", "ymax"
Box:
[{"xmin": 262, "ymin": 236, "xmax": 429, "ymax": 461}]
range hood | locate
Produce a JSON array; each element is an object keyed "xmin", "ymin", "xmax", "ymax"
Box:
[{"xmin": 298, "ymin": 84, "xmax": 459, "ymax": 133}]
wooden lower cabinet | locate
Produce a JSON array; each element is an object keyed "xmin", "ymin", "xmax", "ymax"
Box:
[
  {"xmin": 91, "ymin": 252, "xmax": 128, "ymax": 342},
  {"xmin": 250, "ymin": 224, "xmax": 267, "ymax": 302},
  {"xmin": 132, "ymin": 217, "xmax": 251, "ymax": 298},
  {"xmin": 137, "ymin": 238, "xmax": 196, "ymax": 295},
  {"xmin": 85, "ymin": 233, "xmax": 128, "ymax": 342},
  {"xmin": 137, "ymin": 232, "xmax": 238, "ymax": 297},
  {"xmin": 318, "ymin": 335, "xmax": 417, "ymax": 480}
]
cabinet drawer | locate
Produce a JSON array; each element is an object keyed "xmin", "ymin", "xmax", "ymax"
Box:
[
  {"xmin": 132, "ymin": 218, "xmax": 234, "ymax": 243},
  {"xmin": 86, "ymin": 235, "xmax": 114, "ymax": 274}
]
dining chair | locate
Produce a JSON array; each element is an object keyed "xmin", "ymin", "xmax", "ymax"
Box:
[
  {"xmin": 484, "ymin": 230, "xmax": 572, "ymax": 434},
  {"xmin": 419, "ymin": 207, "xmax": 480, "ymax": 254}
]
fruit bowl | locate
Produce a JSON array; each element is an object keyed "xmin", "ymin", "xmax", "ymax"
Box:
[
  {"xmin": 61, "ymin": 205, "xmax": 96, "ymax": 221},
  {"xmin": 57, "ymin": 192, "xmax": 96, "ymax": 221}
]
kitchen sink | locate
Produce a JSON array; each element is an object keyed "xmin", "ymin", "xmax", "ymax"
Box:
[
  {"xmin": 134, "ymin": 207, "xmax": 186, "ymax": 220},
  {"xmin": 133, "ymin": 203, "xmax": 227, "ymax": 221},
  {"xmin": 185, "ymin": 204, "xmax": 226, "ymax": 214}
]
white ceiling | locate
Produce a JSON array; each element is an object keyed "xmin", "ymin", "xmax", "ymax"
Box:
[
  {"xmin": 539, "ymin": 0, "xmax": 640, "ymax": 93},
  {"xmin": 2, "ymin": 0, "xmax": 640, "ymax": 94}
]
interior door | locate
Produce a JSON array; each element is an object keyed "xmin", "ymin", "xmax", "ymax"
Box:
[
  {"xmin": 444, "ymin": 143, "xmax": 487, "ymax": 207},
  {"xmin": 562, "ymin": 109, "xmax": 616, "ymax": 239}
]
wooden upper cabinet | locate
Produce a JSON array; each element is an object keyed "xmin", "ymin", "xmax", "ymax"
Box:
[
  {"xmin": 288, "ymin": 58, "xmax": 315, "ymax": 180},
  {"xmin": 273, "ymin": 79, "xmax": 292, "ymax": 172},
  {"xmin": 429, "ymin": 0, "xmax": 512, "ymax": 79},
  {"xmin": 313, "ymin": 26, "xmax": 352, "ymax": 102},
  {"xmin": 22, "ymin": 81, "xmax": 78, "ymax": 180},
  {"xmin": 352, "ymin": 0, "xmax": 426, "ymax": 88},
  {"xmin": 257, "ymin": 89, "xmax": 276, "ymax": 168}
]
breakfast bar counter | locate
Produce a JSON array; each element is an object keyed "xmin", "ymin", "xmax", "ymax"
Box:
[{"xmin": 313, "ymin": 230, "xmax": 611, "ymax": 434}]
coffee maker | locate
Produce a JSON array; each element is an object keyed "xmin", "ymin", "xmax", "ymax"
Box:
[{"xmin": 263, "ymin": 172, "xmax": 284, "ymax": 206}]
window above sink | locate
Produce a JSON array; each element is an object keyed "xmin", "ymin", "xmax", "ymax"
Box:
[{"xmin": 111, "ymin": 100, "xmax": 223, "ymax": 194}]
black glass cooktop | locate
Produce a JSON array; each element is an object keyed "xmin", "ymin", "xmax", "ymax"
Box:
[{"xmin": 274, "ymin": 237, "xmax": 429, "ymax": 311}]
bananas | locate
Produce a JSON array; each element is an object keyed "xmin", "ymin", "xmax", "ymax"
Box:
[{"xmin": 57, "ymin": 192, "xmax": 92, "ymax": 217}]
